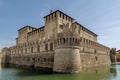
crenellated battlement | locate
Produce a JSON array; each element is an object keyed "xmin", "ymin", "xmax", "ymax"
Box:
[{"xmin": 54, "ymin": 37, "xmax": 80, "ymax": 48}]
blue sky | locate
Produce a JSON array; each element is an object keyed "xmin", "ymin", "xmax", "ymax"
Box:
[{"xmin": 0, "ymin": 0, "xmax": 120, "ymax": 50}]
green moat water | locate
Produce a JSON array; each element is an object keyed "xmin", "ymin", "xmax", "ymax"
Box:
[{"xmin": 0, "ymin": 65, "xmax": 119, "ymax": 80}]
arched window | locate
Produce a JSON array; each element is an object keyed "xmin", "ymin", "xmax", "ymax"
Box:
[
  {"xmin": 45, "ymin": 44, "xmax": 48, "ymax": 51},
  {"xmin": 83, "ymin": 48, "xmax": 84, "ymax": 52},
  {"xmin": 70, "ymin": 38, "xmax": 72, "ymax": 43},
  {"xmin": 32, "ymin": 58, "xmax": 35, "ymax": 63},
  {"xmin": 60, "ymin": 38, "xmax": 62, "ymax": 44},
  {"xmin": 31, "ymin": 47, "xmax": 33, "ymax": 53},
  {"xmin": 65, "ymin": 15, "xmax": 67, "ymax": 20},
  {"xmin": 89, "ymin": 40, "xmax": 90, "ymax": 45},
  {"xmin": 50, "ymin": 43, "xmax": 53, "ymax": 51},
  {"xmin": 66, "ymin": 38, "xmax": 68, "ymax": 43},
  {"xmin": 95, "ymin": 50, "xmax": 97, "ymax": 53},
  {"xmin": 75, "ymin": 39, "xmax": 77, "ymax": 43},
  {"xmin": 25, "ymin": 48, "xmax": 27, "ymax": 54},
  {"xmin": 83, "ymin": 38, "xmax": 85, "ymax": 43},
  {"xmin": 63, "ymin": 15, "xmax": 64, "ymax": 19},
  {"xmin": 63, "ymin": 38, "xmax": 65, "ymax": 44},
  {"xmin": 86, "ymin": 39, "xmax": 88, "ymax": 44}
]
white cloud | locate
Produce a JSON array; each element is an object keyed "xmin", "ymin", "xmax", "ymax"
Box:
[
  {"xmin": 39, "ymin": 4, "xmax": 53, "ymax": 17},
  {"xmin": 94, "ymin": 20, "xmax": 120, "ymax": 50},
  {"xmin": 98, "ymin": 35, "xmax": 120, "ymax": 50},
  {"xmin": 0, "ymin": 40, "xmax": 15, "ymax": 50}
]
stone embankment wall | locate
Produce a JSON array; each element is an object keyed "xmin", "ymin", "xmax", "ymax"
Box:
[
  {"xmin": 80, "ymin": 47, "xmax": 111, "ymax": 68},
  {"xmin": 10, "ymin": 52, "xmax": 54, "ymax": 69}
]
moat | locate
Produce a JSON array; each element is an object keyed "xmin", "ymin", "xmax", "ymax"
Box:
[{"xmin": 0, "ymin": 64, "xmax": 119, "ymax": 80}]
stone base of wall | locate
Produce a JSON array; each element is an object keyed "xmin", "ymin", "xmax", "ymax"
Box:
[
  {"xmin": 2, "ymin": 49, "xmax": 111, "ymax": 73},
  {"xmin": 9, "ymin": 52, "xmax": 54, "ymax": 70},
  {"xmin": 80, "ymin": 52, "xmax": 111, "ymax": 69},
  {"xmin": 53, "ymin": 47, "xmax": 81, "ymax": 73},
  {"xmin": 4, "ymin": 63, "xmax": 53, "ymax": 73}
]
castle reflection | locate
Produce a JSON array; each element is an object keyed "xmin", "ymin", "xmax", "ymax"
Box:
[{"xmin": 0, "ymin": 65, "xmax": 119, "ymax": 80}]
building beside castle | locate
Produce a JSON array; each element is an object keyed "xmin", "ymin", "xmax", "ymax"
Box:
[
  {"xmin": 3, "ymin": 10, "xmax": 111, "ymax": 73},
  {"xmin": 0, "ymin": 53, "xmax": 2, "ymax": 65},
  {"xmin": 116, "ymin": 50, "xmax": 120, "ymax": 62},
  {"xmin": 110, "ymin": 48, "xmax": 117, "ymax": 63}
]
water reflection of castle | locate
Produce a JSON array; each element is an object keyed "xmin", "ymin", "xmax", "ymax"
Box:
[{"xmin": 1, "ymin": 10, "xmax": 111, "ymax": 73}]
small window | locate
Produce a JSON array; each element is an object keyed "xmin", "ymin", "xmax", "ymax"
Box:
[
  {"xmin": 83, "ymin": 48, "xmax": 84, "ymax": 52},
  {"xmin": 75, "ymin": 39, "xmax": 77, "ymax": 43},
  {"xmin": 31, "ymin": 47, "xmax": 33, "ymax": 53},
  {"xmin": 63, "ymin": 38, "xmax": 65, "ymax": 43},
  {"xmin": 50, "ymin": 43, "xmax": 53, "ymax": 51},
  {"xmin": 66, "ymin": 16, "xmax": 68, "ymax": 20},
  {"xmin": 63, "ymin": 15, "xmax": 64, "ymax": 19},
  {"xmin": 38, "ymin": 58, "xmax": 40, "ymax": 61},
  {"xmin": 66, "ymin": 38, "xmax": 68, "ymax": 43},
  {"xmin": 95, "ymin": 56, "xmax": 98, "ymax": 61},
  {"xmin": 45, "ymin": 44, "xmax": 48, "ymax": 51},
  {"xmin": 70, "ymin": 38, "xmax": 72, "ymax": 44},
  {"xmin": 95, "ymin": 50, "xmax": 97, "ymax": 53},
  {"xmin": 37, "ymin": 45, "xmax": 40, "ymax": 52},
  {"xmin": 83, "ymin": 38, "xmax": 85, "ymax": 43},
  {"xmin": 25, "ymin": 48, "xmax": 27, "ymax": 54},
  {"xmin": 32, "ymin": 58, "xmax": 35, "ymax": 62}
]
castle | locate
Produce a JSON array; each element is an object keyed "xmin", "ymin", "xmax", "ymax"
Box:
[{"xmin": 2, "ymin": 10, "xmax": 111, "ymax": 73}]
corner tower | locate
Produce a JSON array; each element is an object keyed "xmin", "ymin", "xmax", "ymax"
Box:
[{"xmin": 53, "ymin": 23, "xmax": 81, "ymax": 73}]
